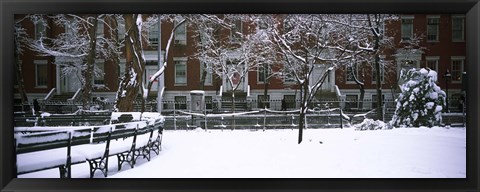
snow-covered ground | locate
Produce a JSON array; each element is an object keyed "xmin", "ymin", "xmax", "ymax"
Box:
[{"xmin": 19, "ymin": 126, "xmax": 466, "ymax": 178}]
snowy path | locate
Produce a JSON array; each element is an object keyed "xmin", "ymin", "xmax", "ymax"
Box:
[{"xmin": 19, "ymin": 127, "xmax": 466, "ymax": 178}]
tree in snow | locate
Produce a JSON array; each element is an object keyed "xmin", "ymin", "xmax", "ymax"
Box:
[
  {"xmin": 114, "ymin": 14, "xmax": 146, "ymax": 112},
  {"xmin": 270, "ymin": 14, "xmax": 362, "ymax": 143},
  {"xmin": 333, "ymin": 14, "xmax": 398, "ymax": 112},
  {"xmin": 391, "ymin": 68, "xmax": 446, "ymax": 127},
  {"xmin": 14, "ymin": 18, "xmax": 31, "ymax": 111},
  {"xmin": 23, "ymin": 14, "xmax": 119, "ymax": 110},
  {"xmin": 191, "ymin": 14, "xmax": 275, "ymax": 128}
]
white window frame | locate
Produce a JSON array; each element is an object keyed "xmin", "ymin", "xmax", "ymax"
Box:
[
  {"xmin": 426, "ymin": 56, "xmax": 439, "ymax": 72},
  {"xmin": 117, "ymin": 18, "xmax": 126, "ymax": 41},
  {"xmin": 35, "ymin": 60, "xmax": 48, "ymax": 88},
  {"xmin": 231, "ymin": 19, "xmax": 243, "ymax": 42},
  {"xmin": 96, "ymin": 21, "xmax": 104, "ymax": 37},
  {"xmin": 148, "ymin": 23, "xmax": 159, "ymax": 46},
  {"xmin": 452, "ymin": 15, "xmax": 465, "ymax": 42},
  {"xmin": 257, "ymin": 65, "xmax": 270, "ymax": 84},
  {"xmin": 283, "ymin": 72, "xmax": 296, "ymax": 85},
  {"xmin": 64, "ymin": 19, "xmax": 74, "ymax": 36},
  {"xmin": 174, "ymin": 57, "xmax": 187, "ymax": 85},
  {"xmin": 200, "ymin": 60, "xmax": 212, "ymax": 86},
  {"xmin": 426, "ymin": 15, "xmax": 440, "ymax": 42},
  {"xmin": 451, "ymin": 56, "xmax": 465, "ymax": 83},
  {"xmin": 174, "ymin": 19, "xmax": 187, "ymax": 45},
  {"xmin": 346, "ymin": 65, "xmax": 358, "ymax": 84},
  {"xmin": 401, "ymin": 16, "xmax": 414, "ymax": 42},
  {"xmin": 93, "ymin": 59, "xmax": 105, "ymax": 85},
  {"xmin": 35, "ymin": 20, "xmax": 46, "ymax": 40}
]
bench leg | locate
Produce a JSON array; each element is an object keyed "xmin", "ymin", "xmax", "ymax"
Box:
[
  {"xmin": 59, "ymin": 166, "xmax": 68, "ymax": 178},
  {"xmin": 87, "ymin": 156, "xmax": 108, "ymax": 178},
  {"xmin": 142, "ymin": 145, "xmax": 151, "ymax": 161},
  {"xmin": 117, "ymin": 149, "xmax": 137, "ymax": 171},
  {"xmin": 150, "ymin": 135, "xmax": 162, "ymax": 155}
]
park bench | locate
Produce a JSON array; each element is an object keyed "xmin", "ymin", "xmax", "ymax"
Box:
[
  {"xmin": 15, "ymin": 129, "xmax": 90, "ymax": 178},
  {"xmin": 42, "ymin": 114, "xmax": 111, "ymax": 126},
  {"xmin": 72, "ymin": 122, "xmax": 153, "ymax": 178},
  {"xmin": 15, "ymin": 120, "xmax": 163, "ymax": 178}
]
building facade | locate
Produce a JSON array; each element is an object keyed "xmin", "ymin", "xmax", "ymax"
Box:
[{"xmin": 14, "ymin": 14, "xmax": 466, "ymax": 112}]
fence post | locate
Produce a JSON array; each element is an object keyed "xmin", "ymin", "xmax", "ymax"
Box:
[
  {"xmin": 339, "ymin": 108, "xmax": 343, "ymax": 129},
  {"xmin": 173, "ymin": 101, "xmax": 177, "ymax": 131}
]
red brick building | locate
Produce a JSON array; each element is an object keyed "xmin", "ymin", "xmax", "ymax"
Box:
[{"xmin": 14, "ymin": 14, "xmax": 466, "ymax": 112}]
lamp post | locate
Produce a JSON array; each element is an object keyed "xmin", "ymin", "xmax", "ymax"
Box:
[{"xmin": 443, "ymin": 70, "xmax": 451, "ymax": 113}]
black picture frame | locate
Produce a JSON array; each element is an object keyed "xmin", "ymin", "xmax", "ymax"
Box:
[{"xmin": 1, "ymin": 0, "xmax": 479, "ymax": 191}]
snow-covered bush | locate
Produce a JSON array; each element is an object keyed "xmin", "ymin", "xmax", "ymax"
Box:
[
  {"xmin": 391, "ymin": 68, "xmax": 446, "ymax": 127},
  {"xmin": 355, "ymin": 118, "xmax": 392, "ymax": 131}
]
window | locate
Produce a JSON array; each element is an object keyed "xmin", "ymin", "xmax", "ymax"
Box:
[
  {"xmin": 174, "ymin": 19, "xmax": 186, "ymax": 45},
  {"xmin": 231, "ymin": 19, "xmax": 242, "ymax": 42},
  {"xmin": 94, "ymin": 60, "xmax": 105, "ymax": 85},
  {"xmin": 426, "ymin": 56, "xmax": 439, "ymax": 73},
  {"xmin": 35, "ymin": 60, "xmax": 48, "ymax": 87},
  {"xmin": 257, "ymin": 65, "xmax": 270, "ymax": 83},
  {"xmin": 284, "ymin": 72, "xmax": 296, "ymax": 84},
  {"xmin": 452, "ymin": 16, "xmax": 465, "ymax": 42},
  {"xmin": 451, "ymin": 57, "xmax": 464, "ymax": 82},
  {"xmin": 257, "ymin": 95, "xmax": 270, "ymax": 109},
  {"xmin": 117, "ymin": 18, "xmax": 125, "ymax": 41},
  {"xmin": 284, "ymin": 95, "xmax": 296, "ymax": 109},
  {"xmin": 148, "ymin": 23, "xmax": 159, "ymax": 46},
  {"xmin": 200, "ymin": 61, "xmax": 212, "ymax": 85},
  {"xmin": 96, "ymin": 22, "xmax": 104, "ymax": 37},
  {"xmin": 401, "ymin": 16, "xmax": 414, "ymax": 41},
  {"xmin": 345, "ymin": 95, "xmax": 358, "ymax": 109},
  {"xmin": 64, "ymin": 19, "xmax": 74, "ymax": 36},
  {"xmin": 174, "ymin": 96, "xmax": 187, "ymax": 110},
  {"xmin": 174, "ymin": 58, "xmax": 187, "ymax": 85},
  {"xmin": 371, "ymin": 94, "xmax": 385, "ymax": 109},
  {"xmin": 427, "ymin": 16, "xmax": 440, "ymax": 42},
  {"xmin": 346, "ymin": 65, "xmax": 357, "ymax": 83},
  {"xmin": 205, "ymin": 96, "xmax": 213, "ymax": 110},
  {"xmin": 35, "ymin": 20, "xmax": 46, "ymax": 40}
]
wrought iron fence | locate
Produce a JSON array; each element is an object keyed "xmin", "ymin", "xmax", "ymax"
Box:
[{"xmin": 14, "ymin": 97, "xmax": 466, "ymax": 115}]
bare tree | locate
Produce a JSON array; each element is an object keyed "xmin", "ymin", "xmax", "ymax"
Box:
[
  {"xmin": 271, "ymin": 14, "xmax": 363, "ymax": 143},
  {"xmin": 24, "ymin": 14, "xmax": 118, "ymax": 109},
  {"xmin": 334, "ymin": 14, "xmax": 398, "ymax": 112},
  {"xmin": 14, "ymin": 19, "xmax": 30, "ymax": 111}
]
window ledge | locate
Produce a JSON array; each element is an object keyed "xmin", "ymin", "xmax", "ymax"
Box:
[{"xmin": 174, "ymin": 84, "xmax": 187, "ymax": 86}]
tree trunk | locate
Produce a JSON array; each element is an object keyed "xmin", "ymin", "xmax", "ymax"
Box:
[
  {"xmin": 14, "ymin": 37, "xmax": 29, "ymax": 111},
  {"xmin": 368, "ymin": 14, "xmax": 384, "ymax": 121},
  {"xmin": 263, "ymin": 62, "xmax": 269, "ymax": 109},
  {"xmin": 81, "ymin": 15, "xmax": 98, "ymax": 110},
  {"xmin": 358, "ymin": 84, "xmax": 365, "ymax": 109},
  {"xmin": 374, "ymin": 52, "xmax": 383, "ymax": 120},
  {"xmin": 298, "ymin": 82, "xmax": 308, "ymax": 144},
  {"xmin": 199, "ymin": 62, "xmax": 208, "ymax": 90},
  {"xmin": 232, "ymin": 91, "xmax": 235, "ymax": 130},
  {"xmin": 115, "ymin": 14, "xmax": 145, "ymax": 112}
]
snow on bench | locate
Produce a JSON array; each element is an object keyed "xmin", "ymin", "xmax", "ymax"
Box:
[
  {"xmin": 15, "ymin": 112, "xmax": 165, "ymax": 178},
  {"xmin": 15, "ymin": 129, "xmax": 89, "ymax": 178}
]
